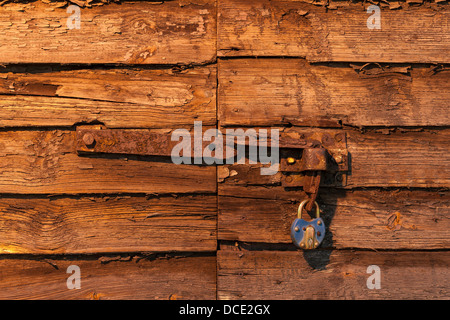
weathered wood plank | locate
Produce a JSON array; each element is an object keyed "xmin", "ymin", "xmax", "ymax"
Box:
[
  {"xmin": 345, "ymin": 128, "xmax": 450, "ymax": 188},
  {"xmin": 218, "ymin": 0, "xmax": 450, "ymax": 63},
  {"xmin": 0, "ymin": 66, "xmax": 216, "ymax": 128},
  {"xmin": 218, "ymin": 59, "xmax": 450, "ymax": 127},
  {"xmin": 0, "ymin": 194, "xmax": 216, "ymax": 254},
  {"xmin": 217, "ymin": 127, "xmax": 450, "ymax": 188},
  {"xmin": 0, "ymin": 255, "xmax": 216, "ymax": 299},
  {"xmin": 218, "ymin": 250, "xmax": 450, "ymax": 300},
  {"xmin": 0, "ymin": 0, "xmax": 216, "ymax": 64},
  {"xmin": 0, "ymin": 130, "xmax": 216, "ymax": 194},
  {"xmin": 218, "ymin": 188, "xmax": 450, "ymax": 249}
]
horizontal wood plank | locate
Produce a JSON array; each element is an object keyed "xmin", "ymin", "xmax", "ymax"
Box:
[
  {"xmin": 0, "ymin": 194, "xmax": 216, "ymax": 254},
  {"xmin": 218, "ymin": 188, "xmax": 450, "ymax": 249},
  {"xmin": 217, "ymin": 127, "xmax": 450, "ymax": 188},
  {"xmin": 0, "ymin": 255, "xmax": 216, "ymax": 299},
  {"xmin": 0, "ymin": 66, "xmax": 216, "ymax": 128},
  {"xmin": 218, "ymin": 59, "xmax": 450, "ymax": 127},
  {"xmin": 218, "ymin": 250, "xmax": 450, "ymax": 299},
  {"xmin": 0, "ymin": 130, "xmax": 216, "ymax": 194},
  {"xmin": 0, "ymin": 0, "xmax": 216, "ymax": 64},
  {"xmin": 218, "ymin": 0, "xmax": 450, "ymax": 63},
  {"xmin": 346, "ymin": 129, "xmax": 450, "ymax": 188}
]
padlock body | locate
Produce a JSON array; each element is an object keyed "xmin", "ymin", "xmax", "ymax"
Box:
[{"xmin": 290, "ymin": 217, "xmax": 325, "ymax": 249}]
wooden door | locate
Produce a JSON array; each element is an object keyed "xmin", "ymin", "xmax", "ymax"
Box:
[
  {"xmin": 0, "ymin": 0, "xmax": 217, "ymax": 299},
  {"xmin": 0, "ymin": 0, "xmax": 449, "ymax": 300},
  {"xmin": 216, "ymin": 0, "xmax": 450, "ymax": 300}
]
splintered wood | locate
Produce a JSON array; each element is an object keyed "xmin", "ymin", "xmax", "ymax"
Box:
[
  {"xmin": 0, "ymin": 1, "xmax": 216, "ymax": 64},
  {"xmin": 0, "ymin": 66, "xmax": 216, "ymax": 128},
  {"xmin": 0, "ymin": 255, "xmax": 216, "ymax": 299},
  {"xmin": 218, "ymin": 0, "xmax": 450, "ymax": 63},
  {"xmin": 218, "ymin": 251, "xmax": 449, "ymax": 299}
]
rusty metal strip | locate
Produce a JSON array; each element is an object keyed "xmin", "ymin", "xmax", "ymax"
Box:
[
  {"xmin": 76, "ymin": 127, "xmax": 349, "ymax": 186},
  {"xmin": 77, "ymin": 128, "xmax": 176, "ymax": 156},
  {"xmin": 76, "ymin": 127, "xmax": 236, "ymax": 161}
]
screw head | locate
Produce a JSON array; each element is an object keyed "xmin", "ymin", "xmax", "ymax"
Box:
[
  {"xmin": 287, "ymin": 157, "xmax": 296, "ymax": 164},
  {"xmin": 317, "ymin": 220, "xmax": 322, "ymax": 226},
  {"xmin": 335, "ymin": 155, "xmax": 343, "ymax": 164},
  {"xmin": 82, "ymin": 133, "xmax": 95, "ymax": 148},
  {"xmin": 317, "ymin": 231, "xmax": 321, "ymax": 237},
  {"xmin": 294, "ymin": 226, "xmax": 300, "ymax": 232}
]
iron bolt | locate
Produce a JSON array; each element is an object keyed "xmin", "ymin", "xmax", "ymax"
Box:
[{"xmin": 82, "ymin": 133, "xmax": 95, "ymax": 148}]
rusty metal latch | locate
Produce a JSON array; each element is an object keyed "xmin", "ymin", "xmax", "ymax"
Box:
[
  {"xmin": 76, "ymin": 126, "xmax": 348, "ymax": 187},
  {"xmin": 278, "ymin": 132, "xmax": 348, "ymax": 211},
  {"xmin": 75, "ymin": 126, "xmax": 348, "ymax": 250},
  {"xmin": 278, "ymin": 132, "xmax": 348, "ymax": 249}
]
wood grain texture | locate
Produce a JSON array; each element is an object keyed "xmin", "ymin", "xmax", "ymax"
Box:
[
  {"xmin": 218, "ymin": 250, "xmax": 450, "ymax": 300},
  {"xmin": 218, "ymin": 0, "xmax": 450, "ymax": 63},
  {"xmin": 219, "ymin": 188, "xmax": 450, "ymax": 249},
  {"xmin": 345, "ymin": 128, "xmax": 450, "ymax": 188},
  {"xmin": 0, "ymin": 66, "xmax": 216, "ymax": 128},
  {"xmin": 217, "ymin": 127, "xmax": 450, "ymax": 188},
  {"xmin": 0, "ymin": 0, "xmax": 216, "ymax": 64},
  {"xmin": 0, "ymin": 255, "xmax": 216, "ymax": 299},
  {"xmin": 218, "ymin": 59, "xmax": 450, "ymax": 127},
  {"xmin": 0, "ymin": 130, "xmax": 216, "ymax": 194},
  {"xmin": 0, "ymin": 195, "xmax": 216, "ymax": 254}
]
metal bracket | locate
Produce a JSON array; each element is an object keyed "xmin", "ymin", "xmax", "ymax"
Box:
[
  {"xmin": 76, "ymin": 126, "xmax": 178, "ymax": 157},
  {"xmin": 279, "ymin": 132, "xmax": 349, "ymax": 187}
]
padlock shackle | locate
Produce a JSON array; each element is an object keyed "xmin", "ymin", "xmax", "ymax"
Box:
[{"xmin": 297, "ymin": 199, "xmax": 320, "ymax": 219}]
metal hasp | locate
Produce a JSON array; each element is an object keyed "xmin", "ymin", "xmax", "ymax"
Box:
[
  {"xmin": 279, "ymin": 132, "xmax": 348, "ymax": 179},
  {"xmin": 278, "ymin": 131, "xmax": 348, "ymax": 211},
  {"xmin": 282, "ymin": 132, "xmax": 348, "ymax": 249}
]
